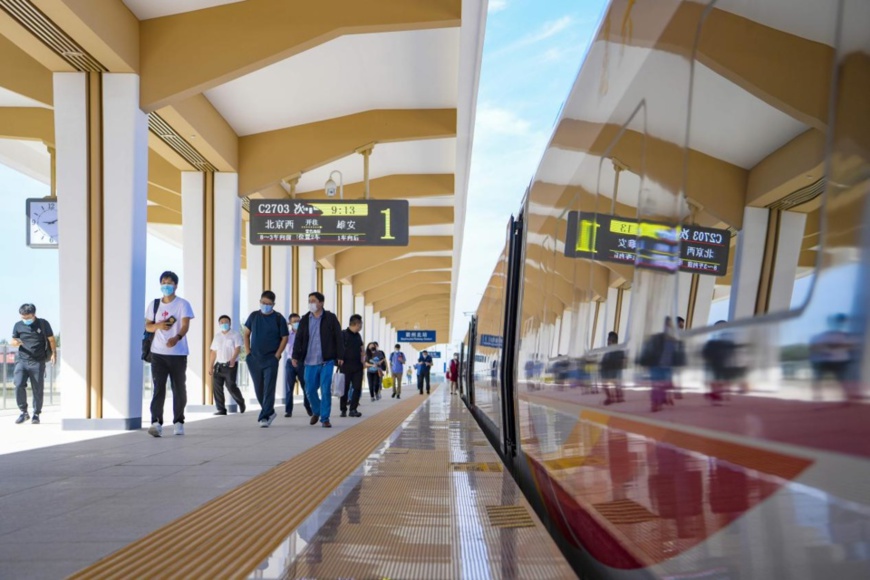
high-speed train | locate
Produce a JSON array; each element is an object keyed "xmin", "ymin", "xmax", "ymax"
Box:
[{"xmin": 461, "ymin": 0, "xmax": 870, "ymax": 578}]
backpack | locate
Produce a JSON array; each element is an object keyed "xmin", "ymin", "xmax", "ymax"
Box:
[
  {"xmin": 37, "ymin": 319, "xmax": 53, "ymax": 363},
  {"xmin": 141, "ymin": 299, "xmax": 160, "ymax": 362}
]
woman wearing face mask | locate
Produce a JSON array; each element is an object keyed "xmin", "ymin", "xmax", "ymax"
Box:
[{"xmin": 365, "ymin": 343, "xmax": 383, "ymax": 402}]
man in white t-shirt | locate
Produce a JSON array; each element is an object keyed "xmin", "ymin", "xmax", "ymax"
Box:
[
  {"xmin": 144, "ymin": 271, "xmax": 195, "ymax": 437},
  {"xmin": 209, "ymin": 314, "xmax": 246, "ymax": 416}
]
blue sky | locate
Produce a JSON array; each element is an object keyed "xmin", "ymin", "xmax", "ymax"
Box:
[{"xmin": 451, "ymin": 0, "xmax": 608, "ymax": 341}]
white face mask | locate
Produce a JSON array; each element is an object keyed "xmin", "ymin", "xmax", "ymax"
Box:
[{"xmin": 308, "ymin": 302, "xmax": 318, "ymax": 313}]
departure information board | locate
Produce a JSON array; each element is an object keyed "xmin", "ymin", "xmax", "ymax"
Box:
[
  {"xmin": 564, "ymin": 211, "xmax": 730, "ymax": 276},
  {"xmin": 249, "ymin": 199, "xmax": 409, "ymax": 246}
]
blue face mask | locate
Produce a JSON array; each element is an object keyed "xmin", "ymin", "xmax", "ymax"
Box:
[
  {"xmin": 220, "ymin": 323, "xmax": 230, "ymax": 332},
  {"xmin": 261, "ymin": 304, "xmax": 273, "ymax": 314},
  {"xmin": 161, "ymin": 284, "xmax": 175, "ymax": 297},
  {"xmin": 22, "ymin": 318, "xmax": 34, "ymax": 326}
]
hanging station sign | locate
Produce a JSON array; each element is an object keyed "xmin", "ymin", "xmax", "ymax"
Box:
[
  {"xmin": 564, "ymin": 211, "xmax": 730, "ymax": 276},
  {"xmin": 249, "ymin": 200, "xmax": 409, "ymax": 246},
  {"xmin": 397, "ymin": 330, "xmax": 437, "ymax": 343}
]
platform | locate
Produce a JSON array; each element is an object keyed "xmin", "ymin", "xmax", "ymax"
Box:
[{"xmin": 0, "ymin": 385, "xmax": 575, "ymax": 579}]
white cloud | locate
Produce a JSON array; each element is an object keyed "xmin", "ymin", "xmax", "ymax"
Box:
[
  {"xmin": 475, "ymin": 104, "xmax": 532, "ymax": 136},
  {"xmin": 493, "ymin": 16, "xmax": 575, "ymax": 57},
  {"xmin": 488, "ymin": 0, "xmax": 507, "ymax": 13}
]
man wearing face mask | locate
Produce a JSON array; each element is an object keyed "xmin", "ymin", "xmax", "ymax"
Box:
[
  {"xmin": 145, "ymin": 272, "xmax": 195, "ymax": 437},
  {"xmin": 283, "ymin": 313, "xmax": 311, "ymax": 418},
  {"xmin": 208, "ymin": 315, "xmax": 246, "ymax": 416},
  {"xmin": 291, "ymin": 292, "xmax": 344, "ymax": 428},
  {"xmin": 244, "ymin": 291, "xmax": 289, "ymax": 428},
  {"xmin": 10, "ymin": 303, "xmax": 56, "ymax": 425}
]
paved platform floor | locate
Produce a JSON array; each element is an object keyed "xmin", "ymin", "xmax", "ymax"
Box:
[{"xmin": 0, "ymin": 391, "xmax": 406, "ymax": 579}]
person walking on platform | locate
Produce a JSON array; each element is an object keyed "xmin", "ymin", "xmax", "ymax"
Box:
[
  {"xmin": 418, "ymin": 350, "xmax": 434, "ymax": 394},
  {"xmin": 292, "ymin": 292, "xmax": 343, "ymax": 428},
  {"xmin": 374, "ymin": 342, "xmax": 387, "ymax": 394},
  {"xmin": 365, "ymin": 343, "xmax": 383, "ymax": 402},
  {"xmin": 145, "ymin": 272, "xmax": 194, "ymax": 437},
  {"xmin": 390, "ymin": 344, "xmax": 406, "ymax": 399},
  {"xmin": 601, "ymin": 332, "xmax": 626, "ymax": 405},
  {"xmin": 208, "ymin": 315, "xmax": 246, "ymax": 415},
  {"xmin": 339, "ymin": 314, "xmax": 365, "ymax": 418},
  {"xmin": 244, "ymin": 291, "xmax": 289, "ymax": 428},
  {"xmin": 283, "ymin": 313, "xmax": 311, "ymax": 418},
  {"xmin": 10, "ymin": 303, "xmax": 55, "ymax": 425},
  {"xmin": 447, "ymin": 353, "xmax": 459, "ymax": 395}
]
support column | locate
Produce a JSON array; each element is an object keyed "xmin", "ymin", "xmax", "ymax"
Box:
[
  {"xmin": 365, "ymin": 304, "xmax": 375, "ymax": 344},
  {"xmin": 342, "ymin": 283, "xmax": 354, "ymax": 321},
  {"xmin": 271, "ymin": 246, "xmax": 291, "ymax": 400},
  {"xmin": 378, "ymin": 316, "xmax": 387, "ymax": 348},
  {"xmin": 354, "ymin": 294, "xmax": 365, "ymax": 318},
  {"xmin": 730, "ymin": 207, "xmax": 769, "ymax": 319},
  {"xmin": 297, "ymin": 247, "xmax": 315, "ymax": 313},
  {"xmin": 57, "ymin": 72, "xmax": 147, "ymax": 430},
  {"xmin": 213, "ymin": 174, "xmax": 241, "ymax": 332},
  {"xmin": 323, "ymin": 268, "xmax": 337, "ymax": 313},
  {"xmin": 246, "ymin": 237, "xmax": 264, "ymax": 314},
  {"xmin": 766, "ymin": 211, "xmax": 808, "ymax": 312}
]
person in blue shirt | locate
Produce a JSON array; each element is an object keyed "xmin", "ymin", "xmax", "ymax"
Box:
[
  {"xmin": 244, "ymin": 290, "xmax": 289, "ymax": 428},
  {"xmin": 417, "ymin": 350, "xmax": 434, "ymax": 394}
]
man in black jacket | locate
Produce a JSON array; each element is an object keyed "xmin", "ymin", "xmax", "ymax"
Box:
[
  {"xmin": 339, "ymin": 314, "xmax": 365, "ymax": 418},
  {"xmin": 291, "ymin": 292, "xmax": 344, "ymax": 428}
]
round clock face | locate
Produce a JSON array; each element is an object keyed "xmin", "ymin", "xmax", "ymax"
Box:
[{"xmin": 30, "ymin": 201, "xmax": 58, "ymax": 246}]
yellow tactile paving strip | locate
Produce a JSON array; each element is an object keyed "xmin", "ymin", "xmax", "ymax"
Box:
[{"xmin": 69, "ymin": 394, "xmax": 426, "ymax": 580}]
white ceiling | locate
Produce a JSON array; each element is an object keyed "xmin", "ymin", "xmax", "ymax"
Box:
[
  {"xmin": 205, "ymin": 29, "xmax": 460, "ymax": 136},
  {"xmin": 0, "ymin": 87, "xmax": 50, "ymax": 108},
  {"xmin": 294, "ymin": 138, "xmax": 456, "ymax": 194},
  {"xmin": 122, "ymin": 0, "xmax": 245, "ymax": 20},
  {"xmin": 408, "ymin": 196, "xmax": 455, "ymax": 208},
  {"xmin": 561, "ymin": 42, "xmax": 807, "ymax": 170}
]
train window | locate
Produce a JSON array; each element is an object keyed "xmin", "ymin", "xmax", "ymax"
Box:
[{"xmin": 682, "ymin": 0, "xmax": 839, "ymax": 326}]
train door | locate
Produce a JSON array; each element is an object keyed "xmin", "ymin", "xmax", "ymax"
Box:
[
  {"xmin": 465, "ymin": 316, "xmax": 477, "ymax": 407},
  {"xmin": 499, "ymin": 214, "xmax": 525, "ymax": 458}
]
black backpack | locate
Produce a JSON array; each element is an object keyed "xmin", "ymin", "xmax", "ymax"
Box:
[{"xmin": 141, "ymin": 299, "xmax": 160, "ymax": 362}]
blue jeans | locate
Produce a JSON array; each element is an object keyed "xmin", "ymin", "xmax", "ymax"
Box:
[
  {"xmin": 304, "ymin": 361, "xmax": 334, "ymax": 423},
  {"xmin": 284, "ymin": 359, "xmax": 311, "ymax": 416},
  {"xmin": 247, "ymin": 355, "xmax": 279, "ymax": 422}
]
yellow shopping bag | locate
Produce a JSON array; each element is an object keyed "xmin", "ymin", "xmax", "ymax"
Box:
[{"xmin": 382, "ymin": 375, "xmax": 394, "ymax": 389}]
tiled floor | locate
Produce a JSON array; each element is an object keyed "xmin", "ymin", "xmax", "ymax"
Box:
[
  {"xmin": 252, "ymin": 387, "xmax": 577, "ymax": 579},
  {"xmin": 0, "ymin": 393, "xmax": 404, "ymax": 580}
]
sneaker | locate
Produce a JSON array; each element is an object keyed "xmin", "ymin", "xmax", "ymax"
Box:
[
  {"xmin": 371, "ymin": 397, "xmax": 376, "ymax": 403},
  {"xmin": 397, "ymin": 395, "xmax": 401, "ymax": 399},
  {"xmin": 214, "ymin": 411, "xmax": 227, "ymax": 416},
  {"xmin": 31, "ymin": 414, "xmax": 40, "ymax": 425},
  {"xmin": 391, "ymin": 392, "xmax": 396, "ymax": 398},
  {"xmin": 174, "ymin": 423, "xmax": 184, "ymax": 436},
  {"xmin": 239, "ymin": 400, "xmax": 247, "ymax": 413},
  {"xmin": 350, "ymin": 410, "xmax": 363, "ymax": 418},
  {"xmin": 284, "ymin": 412, "xmax": 292, "ymax": 418},
  {"xmin": 340, "ymin": 411, "xmax": 347, "ymax": 418},
  {"xmin": 259, "ymin": 419, "xmax": 269, "ymax": 428},
  {"xmin": 266, "ymin": 412, "xmax": 277, "ymax": 427},
  {"xmin": 322, "ymin": 421, "xmax": 332, "ymax": 428},
  {"xmin": 309, "ymin": 414, "xmax": 320, "ymax": 426},
  {"xmin": 148, "ymin": 423, "xmax": 163, "ymax": 437},
  {"xmin": 377, "ymin": 394, "xmax": 381, "ymax": 401},
  {"xmin": 15, "ymin": 412, "xmax": 29, "ymax": 424}
]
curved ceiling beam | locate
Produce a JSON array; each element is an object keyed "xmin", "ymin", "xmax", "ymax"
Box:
[
  {"xmin": 364, "ymin": 274, "xmax": 452, "ymax": 304},
  {"xmin": 335, "ymin": 236, "xmax": 453, "ymax": 281},
  {"xmin": 265, "ymin": 173, "xmax": 454, "ymax": 203},
  {"xmin": 139, "ymin": 0, "xmax": 461, "ymax": 111},
  {"xmin": 0, "ymin": 34, "xmax": 52, "ymax": 106},
  {"xmin": 550, "ymin": 119, "xmax": 746, "ymax": 229},
  {"xmin": 373, "ymin": 287, "xmax": 451, "ymax": 313},
  {"xmin": 352, "ymin": 257, "xmax": 452, "ymax": 294},
  {"xmin": 606, "ymin": 0, "xmax": 832, "ymax": 130},
  {"xmin": 240, "ymin": 109, "xmax": 456, "ymax": 196},
  {"xmin": 0, "ymin": 107, "xmax": 53, "ymax": 146}
]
